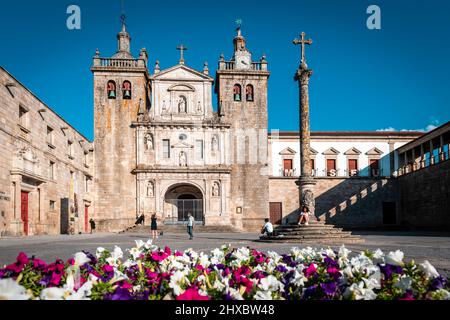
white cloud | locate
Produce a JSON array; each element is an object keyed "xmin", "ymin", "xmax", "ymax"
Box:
[
  {"xmin": 376, "ymin": 120, "xmax": 439, "ymax": 133},
  {"xmin": 376, "ymin": 127, "xmax": 396, "ymax": 132}
]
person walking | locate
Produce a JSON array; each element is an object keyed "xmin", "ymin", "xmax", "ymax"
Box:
[
  {"xmin": 298, "ymin": 206, "xmax": 311, "ymax": 226},
  {"xmin": 187, "ymin": 212, "xmax": 195, "ymax": 240},
  {"xmin": 150, "ymin": 213, "xmax": 158, "ymax": 240},
  {"xmin": 89, "ymin": 218, "xmax": 96, "ymax": 234}
]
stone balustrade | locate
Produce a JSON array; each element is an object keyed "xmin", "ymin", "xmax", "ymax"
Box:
[
  {"xmin": 218, "ymin": 60, "xmax": 267, "ymax": 71},
  {"xmin": 92, "ymin": 57, "xmax": 146, "ymax": 69}
]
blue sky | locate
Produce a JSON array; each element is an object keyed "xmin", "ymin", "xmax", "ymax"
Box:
[{"xmin": 1, "ymin": 0, "xmax": 449, "ymax": 140}]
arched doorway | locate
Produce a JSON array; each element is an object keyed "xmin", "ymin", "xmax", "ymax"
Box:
[{"xmin": 164, "ymin": 184, "xmax": 204, "ymax": 223}]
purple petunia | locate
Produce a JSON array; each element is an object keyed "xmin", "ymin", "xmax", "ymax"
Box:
[{"xmin": 320, "ymin": 282, "xmax": 337, "ymax": 296}]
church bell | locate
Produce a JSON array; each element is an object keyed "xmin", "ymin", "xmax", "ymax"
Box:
[
  {"xmin": 108, "ymin": 90, "xmax": 116, "ymax": 99},
  {"xmin": 124, "ymin": 90, "xmax": 131, "ymax": 99}
]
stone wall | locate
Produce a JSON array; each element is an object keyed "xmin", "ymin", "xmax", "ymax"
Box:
[
  {"xmin": 0, "ymin": 67, "xmax": 93, "ymax": 236},
  {"xmin": 398, "ymin": 160, "xmax": 450, "ymax": 229}
]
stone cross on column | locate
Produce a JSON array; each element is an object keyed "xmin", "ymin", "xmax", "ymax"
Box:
[
  {"xmin": 293, "ymin": 32, "xmax": 313, "ymax": 69},
  {"xmin": 177, "ymin": 44, "xmax": 188, "ymax": 65},
  {"xmin": 293, "ymin": 32, "xmax": 317, "ymax": 220}
]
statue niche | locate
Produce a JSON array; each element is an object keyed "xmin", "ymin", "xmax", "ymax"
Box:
[
  {"xmin": 144, "ymin": 132, "xmax": 153, "ymax": 151},
  {"xmin": 179, "ymin": 151, "xmax": 187, "ymax": 167},
  {"xmin": 211, "ymin": 135, "xmax": 219, "ymax": 152},
  {"xmin": 178, "ymin": 96, "xmax": 187, "ymax": 113},
  {"xmin": 212, "ymin": 181, "xmax": 220, "ymax": 197},
  {"xmin": 147, "ymin": 181, "xmax": 154, "ymax": 197}
]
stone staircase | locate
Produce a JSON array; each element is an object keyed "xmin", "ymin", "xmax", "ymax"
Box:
[{"xmin": 257, "ymin": 220, "xmax": 364, "ymax": 244}]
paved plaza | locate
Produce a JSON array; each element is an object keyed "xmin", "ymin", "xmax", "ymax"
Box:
[{"xmin": 1, "ymin": 231, "xmax": 449, "ymax": 276}]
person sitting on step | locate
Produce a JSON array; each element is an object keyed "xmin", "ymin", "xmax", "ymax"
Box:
[
  {"xmin": 298, "ymin": 206, "xmax": 311, "ymax": 226},
  {"xmin": 260, "ymin": 218, "xmax": 274, "ymax": 237}
]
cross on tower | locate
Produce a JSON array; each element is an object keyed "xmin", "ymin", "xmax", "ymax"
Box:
[
  {"xmin": 293, "ymin": 32, "xmax": 313, "ymax": 68},
  {"xmin": 177, "ymin": 44, "xmax": 188, "ymax": 65}
]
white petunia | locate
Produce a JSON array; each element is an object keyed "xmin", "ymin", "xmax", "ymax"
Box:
[
  {"xmin": 385, "ymin": 250, "xmax": 404, "ymax": 266},
  {"xmin": 338, "ymin": 245, "xmax": 351, "ymax": 259},
  {"xmin": 67, "ymin": 281, "xmax": 93, "ymax": 300},
  {"xmin": 135, "ymin": 240, "xmax": 145, "ymax": 249},
  {"xmin": 254, "ymin": 290, "xmax": 273, "ymax": 300},
  {"xmin": 227, "ymin": 287, "xmax": 244, "ymax": 300},
  {"xmin": 73, "ymin": 252, "xmax": 90, "ymax": 266},
  {"xmin": 373, "ymin": 248, "xmax": 384, "ymax": 260},
  {"xmin": 40, "ymin": 287, "xmax": 67, "ymax": 300},
  {"xmin": 169, "ymin": 271, "xmax": 189, "ymax": 296},
  {"xmin": 394, "ymin": 276, "xmax": 413, "ymax": 291},
  {"xmin": 343, "ymin": 281, "xmax": 377, "ymax": 300},
  {"xmin": 112, "ymin": 246, "xmax": 123, "ymax": 260},
  {"xmin": 95, "ymin": 247, "xmax": 105, "ymax": 258},
  {"xmin": 291, "ymin": 270, "xmax": 306, "ymax": 287},
  {"xmin": 129, "ymin": 247, "xmax": 142, "ymax": 260},
  {"xmin": 258, "ymin": 275, "xmax": 284, "ymax": 292},
  {"xmin": 419, "ymin": 260, "xmax": 439, "ymax": 278},
  {"xmin": 213, "ymin": 280, "xmax": 226, "ymax": 292},
  {"xmin": 0, "ymin": 278, "xmax": 31, "ymax": 300}
]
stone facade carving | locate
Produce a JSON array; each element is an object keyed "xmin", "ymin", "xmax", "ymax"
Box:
[
  {"xmin": 147, "ymin": 181, "xmax": 154, "ymax": 197},
  {"xmin": 212, "ymin": 181, "xmax": 220, "ymax": 197},
  {"xmin": 179, "ymin": 151, "xmax": 187, "ymax": 167},
  {"xmin": 212, "ymin": 135, "xmax": 219, "ymax": 152}
]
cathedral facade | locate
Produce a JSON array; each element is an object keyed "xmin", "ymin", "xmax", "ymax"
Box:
[{"xmin": 91, "ymin": 23, "xmax": 269, "ymax": 232}]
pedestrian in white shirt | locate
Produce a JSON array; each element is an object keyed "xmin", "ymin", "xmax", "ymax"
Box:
[{"xmin": 187, "ymin": 212, "xmax": 195, "ymax": 240}]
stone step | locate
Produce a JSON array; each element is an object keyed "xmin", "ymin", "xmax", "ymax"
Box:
[
  {"xmin": 271, "ymin": 233, "xmax": 359, "ymax": 239},
  {"xmin": 256, "ymin": 236, "xmax": 364, "ymax": 244},
  {"xmin": 276, "ymin": 225, "xmax": 338, "ymax": 231},
  {"xmin": 274, "ymin": 230, "xmax": 353, "ymax": 236}
]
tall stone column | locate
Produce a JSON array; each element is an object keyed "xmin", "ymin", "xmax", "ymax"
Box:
[
  {"xmin": 293, "ymin": 32, "xmax": 316, "ymax": 218},
  {"xmin": 295, "ymin": 67, "xmax": 316, "ymax": 216}
]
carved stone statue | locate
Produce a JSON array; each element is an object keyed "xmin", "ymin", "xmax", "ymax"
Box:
[
  {"xmin": 197, "ymin": 101, "xmax": 202, "ymax": 113},
  {"xmin": 212, "ymin": 181, "xmax": 220, "ymax": 197},
  {"xmin": 178, "ymin": 96, "xmax": 187, "ymax": 113},
  {"xmin": 179, "ymin": 151, "xmax": 187, "ymax": 167},
  {"xmin": 147, "ymin": 181, "xmax": 154, "ymax": 197},
  {"xmin": 211, "ymin": 135, "xmax": 219, "ymax": 152},
  {"xmin": 162, "ymin": 100, "xmax": 167, "ymax": 113},
  {"xmin": 301, "ymin": 189, "xmax": 315, "ymax": 218},
  {"xmin": 145, "ymin": 133, "xmax": 153, "ymax": 150}
]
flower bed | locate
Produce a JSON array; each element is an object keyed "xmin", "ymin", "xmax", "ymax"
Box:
[{"xmin": 0, "ymin": 240, "xmax": 449, "ymax": 300}]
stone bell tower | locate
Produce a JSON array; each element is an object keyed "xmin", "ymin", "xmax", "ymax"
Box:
[
  {"xmin": 215, "ymin": 26, "xmax": 270, "ymax": 231},
  {"xmin": 91, "ymin": 17, "xmax": 150, "ymax": 231}
]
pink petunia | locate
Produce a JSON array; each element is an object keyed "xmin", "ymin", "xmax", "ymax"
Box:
[
  {"xmin": 304, "ymin": 264, "xmax": 317, "ymax": 278},
  {"xmin": 103, "ymin": 265, "xmax": 114, "ymax": 273},
  {"xmin": 50, "ymin": 272, "xmax": 62, "ymax": 286},
  {"xmin": 174, "ymin": 251, "xmax": 183, "ymax": 257},
  {"xmin": 176, "ymin": 287, "xmax": 210, "ymax": 301},
  {"xmin": 17, "ymin": 252, "xmax": 29, "ymax": 265},
  {"xmin": 33, "ymin": 258, "xmax": 47, "ymax": 269}
]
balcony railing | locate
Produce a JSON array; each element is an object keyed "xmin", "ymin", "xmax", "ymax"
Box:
[
  {"xmin": 219, "ymin": 60, "xmax": 267, "ymax": 71},
  {"xmin": 276, "ymin": 168, "xmax": 384, "ymax": 178},
  {"xmin": 93, "ymin": 57, "xmax": 146, "ymax": 69},
  {"xmin": 397, "ymin": 151, "xmax": 448, "ymax": 177}
]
